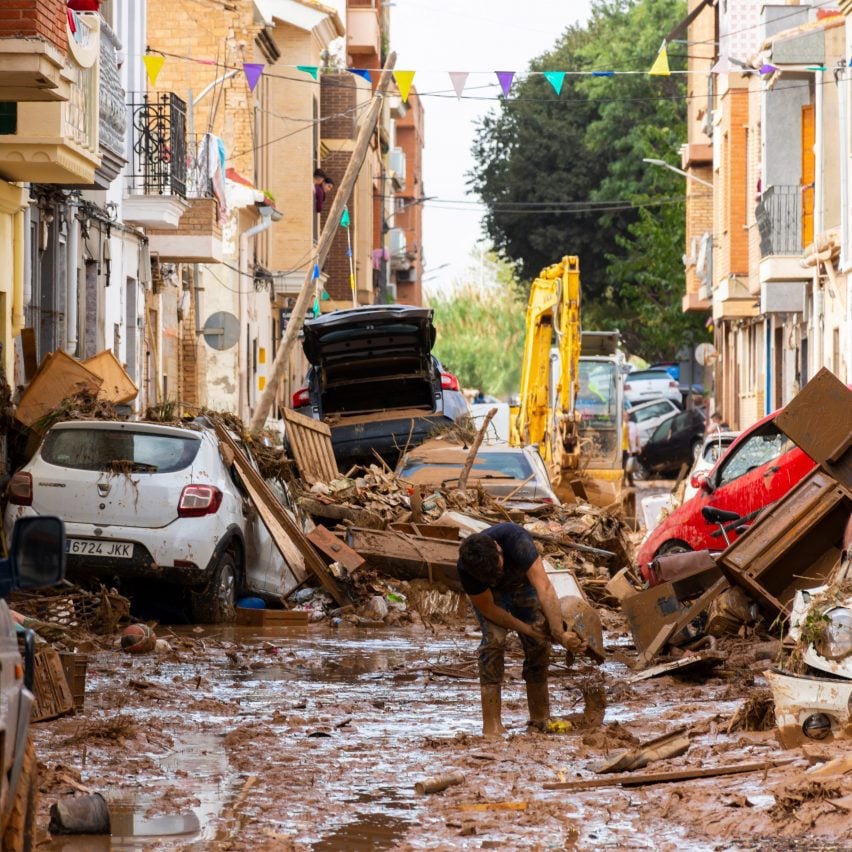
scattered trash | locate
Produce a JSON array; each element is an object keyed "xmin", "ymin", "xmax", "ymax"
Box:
[
  {"xmin": 593, "ymin": 727, "xmax": 690, "ymax": 773},
  {"xmin": 415, "ymin": 771, "xmax": 465, "ymax": 795},
  {"xmin": 120, "ymin": 623, "xmax": 157, "ymax": 654},
  {"xmin": 48, "ymin": 792, "xmax": 111, "ymax": 835}
]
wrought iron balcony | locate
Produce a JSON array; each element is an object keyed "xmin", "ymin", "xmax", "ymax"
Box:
[
  {"xmin": 126, "ymin": 92, "xmax": 187, "ymax": 197},
  {"xmin": 755, "ymin": 185, "xmax": 802, "ymax": 257}
]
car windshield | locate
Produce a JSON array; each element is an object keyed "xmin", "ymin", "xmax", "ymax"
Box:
[
  {"xmin": 703, "ymin": 437, "xmax": 734, "ymax": 464},
  {"xmin": 577, "ymin": 361, "xmax": 619, "ymax": 422},
  {"xmin": 41, "ymin": 429, "xmax": 201, "ymax": 474},
  {"xmin": 401, "ymin": 452, "xmax": 534, "ymax": 481},
  {"xmin": 716, "ymin": 422, "xmax": 794, "ymax": 487}
]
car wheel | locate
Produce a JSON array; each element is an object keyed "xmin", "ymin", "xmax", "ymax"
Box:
[
  {"xmin": 656, "ymin": 540, "xmax": 692, "ymax": 558},
  {"xmin": 691, "ymin": 439, "xmax": 703, "ymax": 461},
  {"xmin": 190, "ymin": 551, "xmax": 238, "ymax": 624},
  {"xmin": 2, "ymin": 736, "xmax": 37, "ymax": 852}
]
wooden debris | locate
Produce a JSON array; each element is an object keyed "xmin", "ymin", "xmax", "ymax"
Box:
[
  {"xmin": 235, "ymin": 608, "xmax": 310, "ymax": 627},
  {"xmin": 457, "ymin": 407, "xmax": 497, "ymax": 491},
  {"xmin": 299, "ymin": 497, "xmax": 385, "ymax": 530},
  {"xmin": 457, "ymin": 802, "xmax": 528, "ymax": 812},
  {"xmin": 214, "ymin": 421, "xmax": 348, "ymax": 607},
  {"xmin": 629, "ymin": 651, "xmax": 726, "ymax": 682},
  {"xmin": 82, "ymin": 350, "xmax": 138, "ymax": 404},
  {"xmin": 542, "ymin": 758, "xmax": 797, "ymax": 791},
  {"xmin": 281, "ymin": 408, "xmax": 339, "ymax": 485},
  {"xmin": 593, "ymin": 728, "xmax": 690, "ymax": 774},
  {"xmin": 307, "ymin": 525, "xmax": 366, "ymax": 572}
]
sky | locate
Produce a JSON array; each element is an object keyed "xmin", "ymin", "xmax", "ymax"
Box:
[{"xmin": 388, "ymin": 0, "xmax": 595, "ymax": 295}]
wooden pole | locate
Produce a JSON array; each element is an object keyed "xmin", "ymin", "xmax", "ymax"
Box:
[
  {"xmin": 457, "ymin": 407, "xmax": 498, "ymax": 492},
  {"xmin": 250, "ymin": 53, "xmax": 398, "ymax": 435}
]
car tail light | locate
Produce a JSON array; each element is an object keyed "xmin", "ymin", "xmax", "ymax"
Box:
[
  {"xmin": 291, "ymin": 387, "xmax": 311, "ymax": 408},
  {"xmin": 541, "ymin": 497, "xmax": 556, "ymax": 504},
  {"xmin": 623, "ymin": 383, "xmax": 631, "ymax": 391},
  {"xmin": 8, "ymin": 472, "xmax": 32, "ymax": 506},
  {"xmin": 178, "ymin": 485, "xmax": 223, "ymax": 517},
  {"xmin": 441, "ymin": 372, "xmax": 460, "ymax": 392}
]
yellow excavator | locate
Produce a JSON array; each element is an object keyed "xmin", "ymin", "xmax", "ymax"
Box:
[{"xmin": 510, "ymin": 256, "xmax": 625, "ymax": 507}]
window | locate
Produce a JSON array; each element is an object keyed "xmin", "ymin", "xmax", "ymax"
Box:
[
  {"xmin": 716, "ymin": 422, "xmax": 793, "ymax": 487},
  {"xmin": 633, "ymin": 401, "xmax": 672, "ymax": 422},
  {"xmin": 42, "ymin": 429, "xmax": 200, "ymax": 473},
  {"xmin": 651, "ymin": 415, "xmax": 677, "ymax": 443}
]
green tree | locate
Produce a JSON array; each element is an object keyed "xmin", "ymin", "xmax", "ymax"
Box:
[
  {"xmin": 428, "ymin": 260, "xmax": 526, "ymax": 398},
  {"xmin": 469, "ymin": 0, "xmax": 703, "ymax": 361}
]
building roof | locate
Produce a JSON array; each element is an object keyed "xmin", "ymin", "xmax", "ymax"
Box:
[{"xmin": 255, "ymin": 0, "xmax": 344, "ymax": 40}]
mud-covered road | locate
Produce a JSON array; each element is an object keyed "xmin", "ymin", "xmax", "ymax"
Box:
[{"xmin": 34, "ymin": 616, "xmax": 851, "ymax": 850}]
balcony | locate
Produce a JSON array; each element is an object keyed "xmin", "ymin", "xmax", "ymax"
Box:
[
  {"xmin": 0, "ymin": 0, "xmax": 70, "ymax": 102},
  {"xmin": 347, "ymin": 2, "xmax": 381, "ymax": 61},
  {"xmin": 123, "ymin": 93, "xmax": 190, "ymax": 229},
  {"xmin": 0, "ymin": 13, "xmax": 100, "ymax": 184},
  {"xmin": 755, "ymin": 184, "xmax": 804, "ymax": 283}
]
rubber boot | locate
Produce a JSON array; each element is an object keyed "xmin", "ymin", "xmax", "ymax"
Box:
[
  {"xmin": 526, "ymin": 681, "xmax": 551, "ymax": 732},
  {"xmin": 480, "ymin": 683, "xmax": 506, "ymax": 736}
]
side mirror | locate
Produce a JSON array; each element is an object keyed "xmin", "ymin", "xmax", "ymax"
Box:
[
  {"xmin": 698, "ymin": 473, "xmax": 715, "ymax": 494},
  {"xmin": 0, "ymin": 517, "xmax": 66, "ymax": 597}
]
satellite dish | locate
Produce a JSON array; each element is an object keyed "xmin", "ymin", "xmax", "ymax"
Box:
[
  {"xmin": 695, "ymin": 342, "xmax": 717, "ymax": 366},
  {"xmin": 203, "ymin": 311, "xmax": 240, "ymax": 351}
]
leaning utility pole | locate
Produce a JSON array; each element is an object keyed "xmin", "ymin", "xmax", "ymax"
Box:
[{"xmin": 250, "ymin": 53, "xmax": 397, "ymax": 435}]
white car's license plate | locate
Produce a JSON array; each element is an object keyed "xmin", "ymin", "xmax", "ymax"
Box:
[{"xmin": 66, "ymin": 539, "xmax": 133, "ymax": 558}]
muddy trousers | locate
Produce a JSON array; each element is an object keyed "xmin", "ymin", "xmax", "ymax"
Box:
[{"xmin": 474, "ymin": 582, "xmax": 550, "ymax": 685}]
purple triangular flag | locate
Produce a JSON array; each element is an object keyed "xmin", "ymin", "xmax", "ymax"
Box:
[
  {"xmin": 448, "ymin": 71, "xmax": 469, "ymax": 99},
  {"xmin": 348, "ymin": 68, "xmax": 372, "ymax": 83},
  {"xmin": 243, "ymin": 63, "xmax": 264, "ymax": 92},
  {"xmin": 759, "ymin": 63, "xmax": 777, "ymax": 75},
  {"xmin": 495, "ymin": 71, "xmax": 515, "ymax": 97}
]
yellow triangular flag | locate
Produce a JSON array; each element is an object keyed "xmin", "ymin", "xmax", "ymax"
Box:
[
  {"xmin": 393, "ymin": 70, "xmax": 416, "ymax": 103},
  {"xmin": 143, "ymin": 55, "xmax": 165, "ymax": 87},
  {"xmin": 648, "ymin": 40, "xmax": 670, "ymax": 76}
]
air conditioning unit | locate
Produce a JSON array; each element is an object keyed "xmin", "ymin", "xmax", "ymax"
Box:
[{"xmin": 388, "ymin": 227, "xmax": 406, "ymax": 256}]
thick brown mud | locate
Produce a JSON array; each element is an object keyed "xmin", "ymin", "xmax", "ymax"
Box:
[{"xmin": 34, "ymin": 618, "xmax": 851, "ymax": 850}]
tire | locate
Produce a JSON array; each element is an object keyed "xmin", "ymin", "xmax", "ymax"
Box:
[
  {"xmin": 2, "ymin": 736, "xmax": 37, "ymax": 852},
  {"xmin": 656, "ymin": 540, "xmax": 693, "ymax": 558},
  {"xmin": 190, "ymin": 551, "xmax": 238, "ymax": 624}
]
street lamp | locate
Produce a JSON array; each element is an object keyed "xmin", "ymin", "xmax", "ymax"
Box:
[{"xmin": 642, "ymin": 158, "xmax": 713, "ymax": 189}]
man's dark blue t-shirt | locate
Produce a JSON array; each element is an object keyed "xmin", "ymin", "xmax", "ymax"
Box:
[{"xmin": 457, "ymin": 523, "xmax": 539, "ymax": 596}]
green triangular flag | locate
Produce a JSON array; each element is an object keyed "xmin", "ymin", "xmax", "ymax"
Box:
[
  {"xmin": 297, "ymin": 65, "xmax": 318, "ymax": 80},
  {"xmin": 340, "ymin": 207, "xmax": 350, "ymax": 228},
  {"xmin": 543, "ymin": 71, "xmax": 565, "ymax": 95}
]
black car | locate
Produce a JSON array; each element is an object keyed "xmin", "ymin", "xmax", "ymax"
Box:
[
  {"xmin": 630, "ymin": 408, "xmax": 706, "ymax": 480},
  {"xmin": 291, "ymin": 305, "xmax": 469, "ymax": 469}
]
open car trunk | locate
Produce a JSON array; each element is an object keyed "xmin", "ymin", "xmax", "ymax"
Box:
[{"xmin": 302, "ymin": 306, "xmax": 438, "ymax": 417}]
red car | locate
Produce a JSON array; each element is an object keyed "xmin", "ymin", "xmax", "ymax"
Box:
[{"xmin": 635, "ymin": 409, "xmax": 816, "ymax": 569}]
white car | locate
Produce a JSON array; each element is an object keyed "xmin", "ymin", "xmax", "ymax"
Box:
[
  {"xmin": 623, "ymin": 369, "xmax": 682, "ymax": 406},
  {"xmin": 626, "ymin": 398, "xmax": 681, "ymax": 448},
  {"xmin": 681, "ymin": 430, "xmax": 740, "ymax": 502},
  {"xmin": 4, "ymin": 420, "xmax": 305, "ymax": 623}
]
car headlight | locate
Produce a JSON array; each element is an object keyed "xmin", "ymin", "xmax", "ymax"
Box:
[{"xmin": 817, "ymin": 607, "xmax": 852, "ymax": 661}]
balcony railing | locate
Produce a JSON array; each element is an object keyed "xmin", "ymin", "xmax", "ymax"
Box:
[
  {"xmin": 126, "ymin": 93, "xmax": 187, "ymax": 197},
  {"xmin": 755, "ymin": 184, "xmax": 801, "ymax": 257}
]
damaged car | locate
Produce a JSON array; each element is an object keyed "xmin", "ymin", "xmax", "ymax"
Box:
[
  {"xmin": 4, "ymin": 420, "xmax": 304, "ymax": 623},
  {"xmin": 292, "ymin": 305, "xmax": 468, "ymax": 470}
]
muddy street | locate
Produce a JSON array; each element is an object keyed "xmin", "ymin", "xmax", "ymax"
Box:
[{"xmin": 31, "ymin": 616, "xmax": 851, "ymax": 851}]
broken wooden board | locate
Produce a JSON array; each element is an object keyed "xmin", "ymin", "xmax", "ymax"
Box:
[
  {"xmin": 593, "ymin": 727, "xmax": 690, "ymax": 773},
  {"xmin": 299, "ymin": 497, "xmax": 385, "ymax": 530},
  {"xmin": 628, "ymin": 651, "xmax": 727, "ymax": 683},
  {"xmin": 82, "ymin": 350, "xmax": 138, "ymax": 404},
  {"xmin": 716, "ymin": 469, "xmax": 851, "ymax": 620},
  {"xmin": 235, "ymin": 608, "xmax": 310, "ymax": 626},
  {"xmin": 281, "ymin": 407, "xmax": 339, "ymax": 486},
  {"xmin": 542, "ymin": 759, "xmax": 796, "ymax": 791},
  {"xmin": 214, "ymin": 422, "xmax": 348, "ymax": 608},
  {"xmin": 15, "ymin": 350, "xmax": 103, "ymax": 429},
  {"xmin": 307, "ymin": 524, "xmax": 365, "ymax": 572},
  {"xmin": 388, "ymin": 522, "xmax": 460, "ymax": 542},
  {"xmin": 346, "ymin": 526, "xmax": 462, "ymax": 592},
  {"xmin": 774, "ymin": 367, "xmax": 852, "ymax": 490}
]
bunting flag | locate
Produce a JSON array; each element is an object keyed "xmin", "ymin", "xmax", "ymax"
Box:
[
  {"xmin": 297, "ymin": 64, "xmax": 318, "ymax": 80},
  {"xmin": 393, "ymin": 70, "xmax": 416, "ymax": 103},
  {"xmin": 543, "ymin": 70, "xmax": 565, "ymax": 95},
  {"xmin": 243, "ymin": 63, "xmax": 264, "ymax": 92},
  {"xmin": 448, "ymin": 71, "xmax": 469, "ymax": 99},
  {"xmin": 348, "ymin": 68, "xmax": 372, "ymax": 83},
  {"xmin": 495, "ymin": 71, "xmax": 515, "ymax": 97},
  {"xmin": 648, "ymin": 40, "xmax": 670, "ymax": 76},
  {"xmin": 340, "ymin": 206, "xmax": 356, "ymax": 307},
  {"xmin": 759, "ymin": 63, "xmax": 778, "ymax": 75},
  {"xmin": 340, "ymin": 207, "xmax": 351, "ymax": 228},
  {"xmin": 143, "ymin": 55, "xmax": 165, "ymax": 87},
  {"xmin": 312, "ymin": 261, "xmax": 321, "ymax": 318}
]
